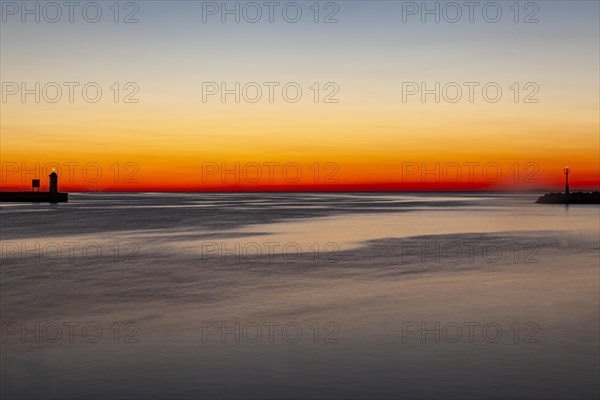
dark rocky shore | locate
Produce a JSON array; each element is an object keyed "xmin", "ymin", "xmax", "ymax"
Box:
[{"xmin": 535, "ymin": 191, "xmax": 600, "ymax": 204}]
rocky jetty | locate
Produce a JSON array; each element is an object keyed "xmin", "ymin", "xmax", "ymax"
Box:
[{"xmin": 535, "ymin": 191, "xmax": 600, "ymax": 204}]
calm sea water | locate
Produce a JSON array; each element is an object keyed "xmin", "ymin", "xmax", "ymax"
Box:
[{"xmin": 1, "ymin": 193, "xmax": 599, "ymax": 399}]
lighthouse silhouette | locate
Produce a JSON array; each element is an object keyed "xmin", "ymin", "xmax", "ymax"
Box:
[{"xmin": 49, "ymin": 170, "xmax": 58, "ymax": 193}]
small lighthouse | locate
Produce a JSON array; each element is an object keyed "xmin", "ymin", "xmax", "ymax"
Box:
[
  {"xmin": 564, "ymin": 167, "xmax": 570, "ymax": 194},
  {"xmin": 49, "ymin": 169, "xmax": 58, "ymax": 193}
]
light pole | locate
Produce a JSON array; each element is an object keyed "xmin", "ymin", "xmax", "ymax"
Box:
[{"xmin": 564, "ymin": 167, "xmax": 570, "ymax": 194}]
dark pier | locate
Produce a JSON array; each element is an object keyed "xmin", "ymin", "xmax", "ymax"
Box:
[
  {"xmin": 535, "ymin": 167, "xmax": 599, "ymax": 204},
  {"xmin": 0, "ymin": 171, "xmax": 68, "ymax": 203},
  {"xmin": 0, "ymin": 191, "xmax": 68, "ymax": 203},
  {"xmin": 536, "ymin": 191, "xmax": 600, "ymax": 204}
]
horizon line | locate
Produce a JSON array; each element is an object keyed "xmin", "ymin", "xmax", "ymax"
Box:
[{"xmin": 4, "ymin": 189, "xmax": 596, "ymax": 194}]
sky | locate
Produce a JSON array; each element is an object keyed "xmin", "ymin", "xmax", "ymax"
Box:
[{"xmin": 1, "ymin": 0, "xmax": 599, "ymax": 191}]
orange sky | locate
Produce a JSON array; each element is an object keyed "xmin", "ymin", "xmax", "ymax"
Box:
[{"xmin": 1, "ymin": 91, "xmax": 598, "ymax": 191}]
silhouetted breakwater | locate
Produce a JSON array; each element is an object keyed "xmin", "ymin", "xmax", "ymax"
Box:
[
  {"xmin": 535, "ymin": 191, "xmax": 600, "ymax": 204},
  {"xmin": 0, "ymin": 192, "xmax": 68, "ymax": 203}
]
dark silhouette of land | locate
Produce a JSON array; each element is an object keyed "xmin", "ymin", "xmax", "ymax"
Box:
[
  {"xmin": 536, "ymin": 191, "xmax": 600, "ymax": 204},
  {"xmin": 0, "ymin": 171, "xmax": 68, "ymax": 203},
  {"xmin": 0, "ymin": 192, "xmax": 68, "ymax": 203},
  {"xmin": 535, "ymin": 167, "xmax": 599, "ymax": 204}
]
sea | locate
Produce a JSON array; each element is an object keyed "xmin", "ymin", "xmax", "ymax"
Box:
[{"xmin": 1, "ymin": 192, "xmax": 599, "ymax": 399}]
